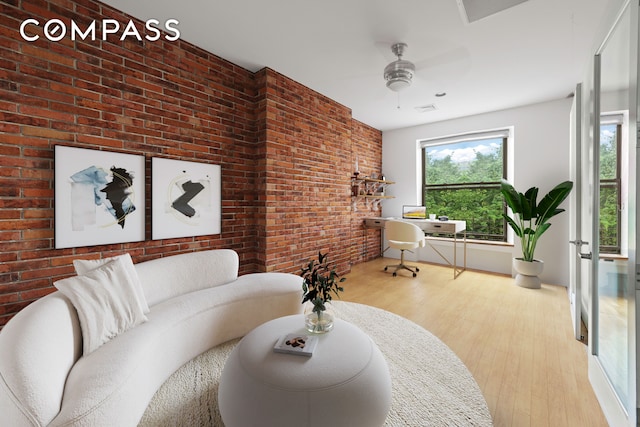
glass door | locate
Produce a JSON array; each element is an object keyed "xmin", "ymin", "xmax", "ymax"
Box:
[{"xmin": 586, "ymin": 1, "xmax": 637, "ymax": 424}]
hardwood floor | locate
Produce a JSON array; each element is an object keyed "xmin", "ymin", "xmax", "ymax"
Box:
[{"xmin": 341, "ymin": 257, "xmax": 608, "ymax": 427}]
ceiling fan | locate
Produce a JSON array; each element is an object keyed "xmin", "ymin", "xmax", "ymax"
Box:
[{"xmin": 383, "ymin": 43, "xmax": 416, "ymax": 92}]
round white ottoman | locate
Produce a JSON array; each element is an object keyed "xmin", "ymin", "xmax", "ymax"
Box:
[{"xmin": 218, "ymin": 315, "xmax": 391, "ymax": 427}]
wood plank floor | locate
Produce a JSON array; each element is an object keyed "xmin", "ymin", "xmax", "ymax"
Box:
[{"xmin": 341, "ymin": 257, "xmax": 608, "ymax": 427}]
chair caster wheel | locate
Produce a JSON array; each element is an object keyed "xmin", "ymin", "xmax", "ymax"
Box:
[
  {"xmin": 416, "ymin": 267, "xmax": 420, "ymax": 272},
  {"xmin": 384, "ymin": 266, "xmax": 388, "ymax": 271},
  {"xmin": 413, "ymin": 273, "xmax": 417, "ymax": 277},
  {"xmin": 392, "ymin": 272, "xmax": 397, "ymax": 277}
]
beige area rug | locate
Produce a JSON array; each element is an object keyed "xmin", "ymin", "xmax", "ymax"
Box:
[{"xmin": 140, "ymin": 301, "xmax": 492, "ymax": 426}]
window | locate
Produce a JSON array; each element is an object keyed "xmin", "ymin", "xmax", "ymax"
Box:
[
  {"xmin": 420, "ymin": 130, "xmax": 509, "ymax": 242},
  {"xmin": 599, "ymin": 115, "xmax": 622, "ymax": 254}
]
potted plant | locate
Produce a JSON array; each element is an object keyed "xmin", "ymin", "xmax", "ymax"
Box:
[
  {"xmin": 500, "ymin": 179, "xmax": 573, "ymax": 288},
  {"xmin": 300, "ymin": 252, "xmax": 346, "ymax": 333}
]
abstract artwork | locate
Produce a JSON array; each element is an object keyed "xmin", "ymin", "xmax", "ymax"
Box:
[
  {"xmin": 55, "ymin": 146, "xmax": 145, "ymax": 249},
  {"xmin": 151, "ymin": 158, "xmax": 221, "ymax": 240}
]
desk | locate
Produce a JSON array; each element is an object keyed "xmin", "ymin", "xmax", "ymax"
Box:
[{"xmin": 364, "ymin": 217, "xmax": 467, "ymax": 279}]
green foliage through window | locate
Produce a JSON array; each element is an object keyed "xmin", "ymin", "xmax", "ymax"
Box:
[
  {"xmin": 422, "ymin": 137, "xmax": 506, "ymax": 241},
  {"xmin": 599, "ymin": 123, "xmax": 621, "ymax": 254}
]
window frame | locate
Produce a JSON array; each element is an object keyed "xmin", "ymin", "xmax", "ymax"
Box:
[
  {"xmin": 419, "ymin": 129, "xmax": 511, "ymax": 243},
  {"xmin": 599, "ymin": 118, "xmax": 623, "ymax": 254}
]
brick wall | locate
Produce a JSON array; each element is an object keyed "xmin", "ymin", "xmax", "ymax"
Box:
[
  {"xmin": 350, "ymin": 119, "xmax": 384, "ymax": 265},
  {"xmin": 0, "ymin": 0, "xmax": 382, "ymax": 328},
  {"xmin": 259, "ymin": 68, "xmax": 353, "ymax": 275}
]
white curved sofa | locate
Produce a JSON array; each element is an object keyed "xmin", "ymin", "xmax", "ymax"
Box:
[{"xmin": 0, "ymin": 249, "xmax": 303, "ymax": 426}]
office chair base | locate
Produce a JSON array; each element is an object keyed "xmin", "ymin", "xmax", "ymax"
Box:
[{"xmin": 384, "ymin": 250, "xmax": 419, "ymax": 277}]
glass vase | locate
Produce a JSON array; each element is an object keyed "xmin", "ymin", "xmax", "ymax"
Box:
[{"xmin": 304, "ymin": 303, "xmax": 334, "ymax": 334}]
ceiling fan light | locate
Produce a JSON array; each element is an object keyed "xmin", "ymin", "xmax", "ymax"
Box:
[
  {"xmin": 384, "ymin": 57, "xmax": 415, "ymax": 92},
  {"xmin": 386, "ymin": 78, "xmax": 411, "ymax": 92}
]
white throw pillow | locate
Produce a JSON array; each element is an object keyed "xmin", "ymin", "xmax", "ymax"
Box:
[
  {"xmin": 56, "ymin": 256, "xmax": 149, "ymax": 355},
  {"xmin": 73, "ymin": 253, "xmax": 149, "ymax": 313}
]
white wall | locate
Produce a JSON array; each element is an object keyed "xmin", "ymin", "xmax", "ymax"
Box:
[{"xmin": 382, "ymin": 97, "xmax": 574, "ymax": 286}]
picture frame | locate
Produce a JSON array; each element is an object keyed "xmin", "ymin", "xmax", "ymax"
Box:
[
  {"xmin": 54, "ymin": 145, "xmax": 145, "ymax": 249},
  {"xmin": 151, "ymin": 157, "xmax": 221, "ymax": 240}
]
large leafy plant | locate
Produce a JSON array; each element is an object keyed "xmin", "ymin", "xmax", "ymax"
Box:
[
  {"xmin": 301, "ymin": 252, "xmax": 346, "ymax": 315},
  {"xmin": 500, "ymin": 179, "xmax": 573, "ymax": 262}
]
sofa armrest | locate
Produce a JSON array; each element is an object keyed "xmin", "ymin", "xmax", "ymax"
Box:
[{"xmin": 0, "ymin": 293, "xmax": 82, "ymax": 426}]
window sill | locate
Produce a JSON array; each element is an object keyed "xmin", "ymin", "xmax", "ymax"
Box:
[{"xmin": 600, "ymin": 254, "xmax": 628, "ymax": 261}]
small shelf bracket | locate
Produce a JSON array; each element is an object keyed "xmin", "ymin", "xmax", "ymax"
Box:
[{"xmin": 350, "ymin": 176, "xmax": 395, "ymax": 211}]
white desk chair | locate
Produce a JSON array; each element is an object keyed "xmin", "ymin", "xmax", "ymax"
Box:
[{"xmin": 384, "ymin": 220, "xmax": 426, "ymax": 277}]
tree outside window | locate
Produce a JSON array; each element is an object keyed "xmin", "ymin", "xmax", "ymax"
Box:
[
  {"xmin": 422, "ymin": 136, "xmax": 507, "ymax": 242},
  {"xmin": 599, "ymin": 123, "xmax": 621, "ymax": 254}
]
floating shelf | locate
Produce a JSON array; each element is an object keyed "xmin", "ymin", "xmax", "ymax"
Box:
[{"xmin": 351, "ymin": 177, "xmax": 395, "ymax": 211}]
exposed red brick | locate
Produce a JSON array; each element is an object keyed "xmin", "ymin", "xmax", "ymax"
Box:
[{"xmin": 0, "ymin": 0, "xmax": 382, "ymax": 328}]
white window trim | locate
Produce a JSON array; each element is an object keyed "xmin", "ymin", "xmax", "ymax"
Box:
[
  {"xmin": 601, "ymin": 110, "xmax": 629, "ymax": 256},
  {"xmin": 415, "ymin": 126, "xmax": 515, "ymax": 243},
  {"xmin": 418, "ymin": 128, "xmax": 512, "ymax": 149}
]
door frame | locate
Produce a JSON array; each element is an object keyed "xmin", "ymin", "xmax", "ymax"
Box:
[{"xmin": 569, "ymin": 82, "xmax": 584, "ymax": 341}]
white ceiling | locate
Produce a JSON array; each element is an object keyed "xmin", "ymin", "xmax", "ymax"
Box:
[{"xmin": 101, "ymin": 0, "xmax": 615, "ymax": 131}]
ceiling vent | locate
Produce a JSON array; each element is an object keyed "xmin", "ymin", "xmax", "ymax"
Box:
[
  {"xmin": 456, "ymin": 0, "xmax": 528, "ymax": 24},
  {"xmin": 415, "ymin": 104, "xmax": 437, "ymax": 113}
]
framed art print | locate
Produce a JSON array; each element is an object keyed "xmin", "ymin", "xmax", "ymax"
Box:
[
  {"xmin": 54, "ymin": 145, "xmax": 145, "ymax": 249},
  {"xmin": 151, "ymin": 157, "xmax": 221, "ymax": 240}
]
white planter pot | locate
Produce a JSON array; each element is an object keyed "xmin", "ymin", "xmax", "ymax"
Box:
[{"xmin": 512, "ymin": 258, "xmax": 544, "ymax": 289}]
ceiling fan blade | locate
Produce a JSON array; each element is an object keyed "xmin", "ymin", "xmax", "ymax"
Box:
[
  {"xmin": 373, "ymin": 41, "xmax": 400, "ymax": 62},
  {"xmin": 412, "ymin": 47, "xmax": 471, "ymax": 84},
  {"xmin": 413, "ymin": 47, "xmax": 470, "ymax": 71}
]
